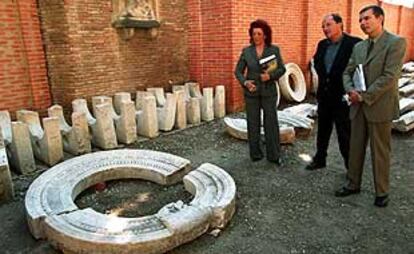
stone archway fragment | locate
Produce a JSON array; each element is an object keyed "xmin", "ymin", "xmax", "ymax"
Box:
[
  {"xmin": 0, "ymin": 111, "xmax": 35, "ymax": 174},
  {"xmin": 16, "ymin": 110, "xmax": 63, "ymax": 166},
  {"xmin": 48, "ymin": 105, "xmax": 91, "ymax": 156},
  {"xmin": 0, "ymin": 131, "xmax": 14, "ymax": 203},
  {"xmin": 279, "ymin": 63, "xmax": 307, "ymax": 102},
  {"xmin": 25, "ymin": 149, "xmax": 236, "ymax": 254},
  {"xmin": 73, "ymin": 99, "xmax": 118, "ymax": 150}
]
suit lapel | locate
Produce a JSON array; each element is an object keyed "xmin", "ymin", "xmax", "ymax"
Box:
[{"xmin": 364, "ymin": 31, "xmax": 389, "ymax": 65}]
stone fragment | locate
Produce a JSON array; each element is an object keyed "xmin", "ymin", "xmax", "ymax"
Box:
[
  {"xmin": 136, "ymin": 95, "xmax": 159, "ymax": 138},
  {"xmin": 201, "ymin": 87, "xmax": 214, "ymax": 121},
  {"xmin": 214, "ymin": 85, "xmax": 226, "ymax": 118},
  {"xmin": 92, "ymin": 95, "xmax": 137, "ymax": 144},
  {"xmin": 157, "ymin": 93, "xmax": 177, "ymax": 131},
  {"xmin": 72, "ymin": 99, "xmax": 118, "ymax": 150},
  {"xmin": 48, "ymin": 105, "xmax": 91, "ymax": 155},
  {"xmin": 0, "ymin": 130, "xmax": 14, "ymax": 203},
  {"xmin": 173, "ymin": 90, "xmax": 187, "ymax": 129},
  {"xmin": 0, "ymin": 111, "xmax": 35, "ymax": 174},
  {"xmin": 187, "ymin": 98, "xmax": 201, "ymax": 124},
  {"xmin": 147, "ymin": 87, "xmax": 166, "ymax": 107},
  {"xmin": 16, "ymin": 110, "xmax": 63, "ymax": 166}
]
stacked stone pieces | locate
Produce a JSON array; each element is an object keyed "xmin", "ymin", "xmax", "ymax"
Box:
[
  {"xmin": 16, "ymin": 110, "xmax": 63, "ymax": 166},
  {"xmin": 92, "ymin": 96, "xmax": 137, "ymax": 145},
  {"xmin": 136, "ymin": 92, "xmax": 159, "ymax": 138},
  {"xmin": 48, "ymin": 105, "xmax": 91, "ymax": 155},
  {"xmin": 0, "ymin": 111, "xmax": 35, "ymax": 174},
  {"xmin": 0, "ymin": 129, "xmax": 14, "ymax": 203}
]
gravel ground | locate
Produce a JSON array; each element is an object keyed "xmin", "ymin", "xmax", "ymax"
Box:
[{"xmin": 0, "ymin": 112, "xmax": 413, "ymax": 254}]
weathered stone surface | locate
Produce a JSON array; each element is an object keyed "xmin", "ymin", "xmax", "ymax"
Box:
[
  {"xmin": 73, "ymin": 99, "xmax": 118, "ymax": 150},
  {"xmin": 393, "ymin": 111, "xmax": 414, "ymax": 132},
  {"xmin": 0, "ymin": 130, "xmax": 14, "ymax": 203},
  {"xmin": 174, "ymin": 90, "xmax": 187, "ymax": 130},
  {"xmin": 0, "ymin": 111, "xmax": 35, "ymax": 174},
  {"xmin": 16, "ymin": 110, "xmax": 63, "ymax": 166},
  {"xmin": 282, "ymin": 103, "xmax": 317, "ymax": 118},
  {"xmin": 147, "ymin": 87, "xmax": 166, "ymax": 107},
  {"xmin": 92, "ymin": 95, "xmax": 137, "ymax": 145},
  {"xmin": 187, "ymin": 98, "xmax": 201, "ymax": 124},
  {"xmin": 157, "ymin": 93, "xmax": 177, "ymax": 131},
  {"xmin": 224, "ymin": 117, "xmax": 296, "ymax": 144},
  {"xmin": 172, "ymin": 85, "xmax": 190, "ymax": 101},
  {"xmin": 214, "ymin": 85, "xmax": 226, "ymax": 118},
  {"xmin": 201, "ymin": 87, "xmax": 214, "ymax": 122},
  {"xmin": 25, "ymin": 150, "xmax": 236, "ymax": 254},
  {"xmin": 137, "ymin": 95, "xmax": 159, "ymax": 138},
  {"xmin": 135, "ymin": 91, "xmax": 153, "ymax": 111},
  {"xmin": 48, "ymin": 105, "xmax": 91, "ymax": 155}
]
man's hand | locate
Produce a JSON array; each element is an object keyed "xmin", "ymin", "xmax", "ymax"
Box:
[
  {"xmin": 245, "ymin": 80, "xmax": 257, "ymax": 92},
  {"xmin": 260, "ymin": 73, "xmax": 270, "ymax": 82},
  {"xmin": 348, "ymin": 90, "xmax": 363, "ymax": 105}
]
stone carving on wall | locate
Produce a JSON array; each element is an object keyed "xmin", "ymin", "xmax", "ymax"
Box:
[{"xmin": 112, "ymin": 0, "xmax": 160, "ymax": 40}]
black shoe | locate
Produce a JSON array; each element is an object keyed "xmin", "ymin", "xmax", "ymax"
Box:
[
  {"xmin": 305, "ymin": 161, "xmax": 326, "ymax": 170},
  {"xmin": 251, "ymin": 156, "xmax": 263, "ymax": 162},
  {"xmin": 335, "ymin": 187, "xmax": 361, "ymax": 197},
  {"xmin": 374, "ymin": 195, "xmax": 389, "ymax": 207}
]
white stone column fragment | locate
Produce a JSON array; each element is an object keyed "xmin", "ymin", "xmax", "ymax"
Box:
[
  {"xmin": 16, "ymin": 110, "xmax": 63, "ymax": 166},
  {"xmin": 92, "ymin": 96, "xmax": 137, "ymax": 145},
  {"xmin": 48, "ymin": 105, "xmax": 91, "ymax": 155},
  {"xmin": 147, "ymin": 87, "xmax": 166, "ymax": 107},
  {"xmin": 136, "ymin": 95, "xmax": 159, "ymax": 138},
  {"xmin": 214, "ymin": 85, "xmax": 226, "ymax": 118},
  {"xmin": 174, "ymin": 90, "xmax": 187, "ymax": 129},
  {"xmin": 187, "ymin": 98, "xmax": 201, "ymax": 124},
  {"xmin": 157, "ymin": 93, "xmax": 177, "ymax": 131},
  {"xmin": 0, "ymin": 111, "xmax": 35, "ymax": 174},
  {"xmin": 72, "ymin": 99, "xmax": 118, "ymax": 150},
  {"xmin": 0, "ymin": 130, "xmax": 14, "ymax": 203},
  {"xmin": 201, "ymin": 87, "xmax": 214, "ymax": 122}
]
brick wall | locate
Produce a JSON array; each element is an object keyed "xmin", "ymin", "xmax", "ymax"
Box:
[
  {"xmin": 38, "ymin": 0, "xmax": 189, "ymax": 111},
  {"xmin": 1, "ymin": 0, "xmax": 414, "ymax": 114},
  {"xmin": 188, "ymin": 0, "xmax": 414, "ymax": 112},
  {"xmin": 0, "ymin": 0, "xmax": 49, "ymax": 115}
]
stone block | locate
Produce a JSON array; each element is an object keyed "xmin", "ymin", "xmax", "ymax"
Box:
[
  {"xmin": 147, "ymin": 87, "xmax": 166, "ymax": 107},
  {"xmin": 48, "ymin": 105, "xmax": 91, "ymax": 155},
  {"xmin": 137, "ymin": 95, "xmax": 159, "ymax": 138},
  {"xmin": 214, "ymin": 85, "xmax": 226, "ymax": 118},
  {"xmin": 201, "ymin": 87, "xmax": 214, "ymax": 122},
  {"xmin": 135, "ymin": 91, "xmax": 153, "ymax": 111},
  {"xmin": 173, "ymin": 90, "xmax": 187, "ymax": 130},
  {"xmin": 186, "ymin": 98, "xmax": 201, "ymax": 124},
  {"xmin": 0, "ymin": 131, "xmax": 14, "ymax": 203},
  {"xmin": 73, "ymin": 99, "xmax": 118, "ymax": 150},
  {"xmin": 0, "ymin": 111, "xmax": 36, "ymax": 174},
  {"xmin": 157, "ymin": 93, "xmax": 177, "ymax": 131},
  {"xmin": 16, "ymin": 110, "xmax": 63, "ymax": 166},
  {"xmin": 92, "ymin": 95, "xmax": 137, "ymax": 144}
]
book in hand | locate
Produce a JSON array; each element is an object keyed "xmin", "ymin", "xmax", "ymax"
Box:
[
  {"xmin": 259, "ymin": 54, "xmax": 278, "ymax": 73},
  {"xmin": 352, "ymin": 64, "xmax": 366, "ymax": 92}
]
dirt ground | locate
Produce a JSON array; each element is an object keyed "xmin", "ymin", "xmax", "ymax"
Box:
[{"xmin": 0, "ymin": 112, "xmax": 413, "ymax": 254}]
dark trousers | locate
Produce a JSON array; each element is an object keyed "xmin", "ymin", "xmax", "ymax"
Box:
[
  {"xmin": 245, "ymin": 95, "xmax": 280, "ymax": 161},
  {"xmin": 314, "ymin": 106, "xmax": 350, "ymax": 169}
]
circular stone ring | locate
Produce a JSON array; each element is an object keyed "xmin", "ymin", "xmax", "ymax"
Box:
[{"xmin": 25, "ymin": 149, "xmax": 236, "ymax": 254}]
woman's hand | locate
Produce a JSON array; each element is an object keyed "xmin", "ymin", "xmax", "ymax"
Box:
[
  {"xmin": 245, "ymin": 81, "xmax": 257, "ymax": 92},
  {"xmin": 260, "ymin": 72, "xmax": 270, "ymax": 82}
]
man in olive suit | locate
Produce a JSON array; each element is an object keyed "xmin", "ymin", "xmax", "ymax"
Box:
[{"xmin": 335, "ymin": 5, "xmax": 406, "ymax": 207}]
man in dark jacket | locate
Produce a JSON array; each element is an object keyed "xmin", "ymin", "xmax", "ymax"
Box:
[{"xmin": 306, "ymin": 13, "xmax": 361, "ymax": 170}]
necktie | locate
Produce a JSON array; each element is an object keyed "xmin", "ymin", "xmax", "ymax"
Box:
[{"xmin": 366, "ymin": 40, "xmax": 374, "ymax": 59}]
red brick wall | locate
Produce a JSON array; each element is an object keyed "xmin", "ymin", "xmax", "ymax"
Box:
[
  {"xmin": 38, "ymin": 0, "xmax": 189, "ymax": 111},
  {"xmin": 0, "ymin": 0, "xmax": 50, "ymax": 114}
]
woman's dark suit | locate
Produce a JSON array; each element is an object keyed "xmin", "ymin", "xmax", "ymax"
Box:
[{"xmin": 234, "ymin": 44, "xmax": 286, "ymax": 161}]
